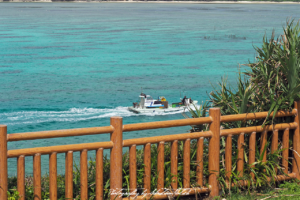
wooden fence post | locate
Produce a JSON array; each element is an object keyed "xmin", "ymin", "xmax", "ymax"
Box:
[
  {"xmin": 65, "ymin": 151, "xmax": 73, "ymax": 199},
  {"xmin": 0, "ymin": 125, "xmax": 7, "ymax": 200},
  {"xmin": 143, "ymin": 143, "xmax": 151, "ymax": 194},
  {"xmin": 208, "ymin": 108, "xmax": 220, "ymax": 197},
  {"xmin": 96, "ymin": 148, "xmax": 104, "ymax": 200},
  {"xmin": 293, "ymin": 101, "xmax": 300, "ymax": 180},
  {"xmin": 17, "ymin": 155, "xmax": 25, "ymax": 200},
  {"xmin": 33, "ymin": 153, "xmax": 41, "ymax": 200},
  {"xmin": 110, "ymin": 117, "xmax": 123, "ymax": 200},
  {"xmin": 49, "ymin": 152, "xmax": 57, "ymax": 200}
]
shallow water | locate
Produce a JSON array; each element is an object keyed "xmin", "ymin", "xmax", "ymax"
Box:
[{"xmin": 1, "ymin": 3, "xmax": 300, "ymax": 176}]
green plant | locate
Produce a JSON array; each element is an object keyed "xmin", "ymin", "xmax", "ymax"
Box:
[
  {"xmin": 218, "ymin": 141, "xmax": 290, "ymax": 198},
  {"xmin": 200, "ymin": 20, "xmax": 300, "ymax": 128},
  {"xmin": 7, "ymin": 187, "xmax": 20, "ymax": 200},
  {"xmin": 246, "ymin": 20, "xmax": 300, "ymax": 124},
  {"xmin": 183, "ymin": 101, "xmax": 210, "ymax": 134}
]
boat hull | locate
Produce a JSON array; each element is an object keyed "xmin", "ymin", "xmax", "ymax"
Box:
[
  {"xmin": 128, "ymin": 107, "xmax": 187, "ymax": 113},
  {"xmin": 128, "ymin": 101, "xmax": 198, "ymax": 114}
]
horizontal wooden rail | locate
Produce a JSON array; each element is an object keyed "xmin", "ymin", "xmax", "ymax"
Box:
[
  {"xmin": 220, "ymin": 122, "xmax": 297, "ymax": 136},
  {"xmin": 266, "ymin": 173, "xmax": 296, "ymax": 182},
  {"xmin": 221, "ymin": 109, "xmax": 297, "ymax": 123},
  {"xmin": 7, "ymin": 141, "xmax": 113, "ymax": 158},
  {"xmin": 122, "ymin": 187, "xmax": 211, "ymax": 200},
  {"xmin": 123, "ymin": 131, "xmax": 212, "ymax": 147},
  {"xmin": 123, "ymin": 117, "xmax": 213, "ymax": 132},
  {"xmin": 232, "ymin": 173, "xmax": 296, "ymax": 187},
  {"xmin": 7, "ymin": 126, "xmax": 114, "ymax": 142}
]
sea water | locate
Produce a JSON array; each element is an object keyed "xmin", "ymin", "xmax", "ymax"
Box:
[{"xmin": 1, "ymin": 3, "xmax": 300, "ymax": 176}]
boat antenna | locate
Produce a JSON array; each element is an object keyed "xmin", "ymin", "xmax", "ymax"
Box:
[{"xmin": 141, "ymin": 87, "xmax": 143, "ymax": 94}]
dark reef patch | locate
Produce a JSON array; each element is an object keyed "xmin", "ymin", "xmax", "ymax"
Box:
[
  {"xmin": 199, "ymin": 49, "xmax": 252, "ymax": 55},
  {"xmin": 9, "ymin": 41, "xmax": 32, "ymax": 43},
  {"xmin": 186, "ymin": 7, "xmax": 213, "ymax": 11},
  {"xmin": 14, "ymin": 7, "xmax": 42, "ymax": 8},
  {"xmin": 129, "ymin": 63, "xmax": 172, "ymax": 67},
  {"xmin": 1, "ymin": 54, "xmax": 36, "ymax": 56},
  {"xmin": 184, "ymin": 66, "xmax": 201, "ymax": 69},
  {"xmin": 0, "ymin": 65, "xmax": 12, "ymax": 68},
  {"xmin": 0, "ymin": 36, "xmax": 32, "ymax": 39},
  {"xmin": 23, "ymin": 46, "xmax": 70, "ymax": 49},
  {"xmin": 0, "ymin": 70, "xmax": 22, "ymax": 74},
  {"xmin": 168, "ymin": 52, "xmax": 192, "ymax": 56},
  {"xmin": 89, "ymin": 70, "xmax": 113, "ymax": 74},
  {"xmin": 38, "ymin": 56, "xmax": 83, "ymax": 60}
]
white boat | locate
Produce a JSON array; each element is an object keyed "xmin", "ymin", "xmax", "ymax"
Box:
[{"xmin": 128, "ymin": 93, "xmax": 198, "ymax": 114}]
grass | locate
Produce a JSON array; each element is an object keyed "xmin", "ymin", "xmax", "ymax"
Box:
[{"xmin": 214, "ymin": 181, "xmax": 300, "ymax": 200}]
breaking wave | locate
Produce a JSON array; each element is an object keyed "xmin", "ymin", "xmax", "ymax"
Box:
[{"xmin": 0, "ymin": 106, "xmax": 186, "ymax": 126}]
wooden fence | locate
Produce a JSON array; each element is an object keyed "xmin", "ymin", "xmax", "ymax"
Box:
[{"xmin": 1, "ymin": 102, "xmax": 300, "ymax": 200}]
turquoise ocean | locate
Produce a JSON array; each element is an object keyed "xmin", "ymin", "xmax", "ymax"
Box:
[{"xmin": 1, "ymin": 3, "xmax": 300, "ymax": 176}]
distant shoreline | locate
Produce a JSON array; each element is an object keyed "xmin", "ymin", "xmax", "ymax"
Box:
[{"xmin": 1, "ymin": 0, "xmax": 300, "ymax": 4}]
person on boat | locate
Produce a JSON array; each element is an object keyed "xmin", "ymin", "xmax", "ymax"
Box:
[{"xmin": 182, "ymin": 96, "xmax": 187, "ymax": 105}]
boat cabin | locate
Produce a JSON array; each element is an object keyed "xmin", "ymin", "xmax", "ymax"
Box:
[{"xmin": 135, "ymin": 94, "xmax": 168, "ymax": 109}]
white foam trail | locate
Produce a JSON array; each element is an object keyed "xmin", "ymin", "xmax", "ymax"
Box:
[{"xmin": 0, "ymin": 106, "xmax": 188, "ymax": 126}]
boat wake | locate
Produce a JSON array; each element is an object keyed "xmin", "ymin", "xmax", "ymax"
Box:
[{"xmin": 0, "ymin": 106, "xmax": 186, "ymax": 126}]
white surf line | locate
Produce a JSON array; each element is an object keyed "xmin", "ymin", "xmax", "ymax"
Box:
[{"xmin": 1, "ymin": 106, "xmax": 192, "ymax": 125}]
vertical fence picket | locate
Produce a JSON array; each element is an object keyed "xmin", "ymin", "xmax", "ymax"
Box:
[
  {"xmin": 110, "ymin": 117, "xmax": 123, "ymax": 200},
  {"xmin": 65, "ymin": 153, "xmax": 68, "ymax": 197},
  {"xmin": 183, "ymin": 139, "xmax": 190, "ymax": 188},
  {"xmin": 237, "ymin": 133, "xmax": 244, "ymax": 177},
  {"xmin": 260, "ymin": 131, "xmax": 268, "ymax": 163},
  {"xmin": 171, "ymin": 140, "xmax": 178, "ymax": 189},
  {"xmin": 17, "ymin": 155, "xmax": 25, "ymax": 200},
  {"xmin": 225, "ymin": 135, "xmax": 232, "ymax": 186},
  {"xmin": 65, "ymin": 151, "xmax": 73, "ymax": 199},
  {"xmin": 271, "ymin": 130, "xmax": 278, "ymax": 174},
  {"xmin": 0, "ymin": 125, "xmax": 7, "ymax": 200},
  {"xmin": 81, "ymin": 149, "xmax": 88, "ymax": 200},
  {"xmin": 129, "ymin": 145, "xmax": 137, "ymax": 197},
  {"xmin": 208, "ymin": 108, "xmax": 220, "ymax": 197},
  {"xmin": 144, "ymin": 143, "xmax": 151, "ymax": 194},
  {"xmin": 49, "ymin": 152, "xmax": 57, "ymax": 200},
  {"xmin": 293, "ymin": 101, "xmax": 300, "ymax": 179},
  {"xmin": 196, "ymin": 138, "xmax": 204, "ymax": 187},
  {"xmin": 157, "ymin": 142, "xmax": 165, "ymax": 192},
  {"xmin": 33, "ymin": 153, "xmax": 41, "ymax": 200},
  {"xmin": 249, "ymin": 132, "xmax": 256, "ymax": 180},
  {"xmin": 282, "ymin": 129, "xmax": 289, "ymax": 174},
  {"xmin": 96, "ymin": 148, "xmax": 104, "ymax": 200}
]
